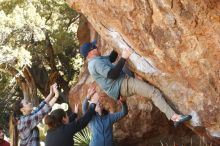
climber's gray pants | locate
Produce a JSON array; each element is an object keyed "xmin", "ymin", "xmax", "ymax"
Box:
[{"xmin": 120, "ymin": 77, "xmax": 175, "ymax": 119}]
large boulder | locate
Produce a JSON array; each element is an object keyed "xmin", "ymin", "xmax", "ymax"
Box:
[
  {"xmin": 69, "ymin": 65, "xmax": 200, "ymax": 146},
  {"xmin": 67, "ymin": 0, "xmax": 220, "ymax": 145}
]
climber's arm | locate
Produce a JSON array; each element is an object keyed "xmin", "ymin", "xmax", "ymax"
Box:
[
  {"xmin": 109, "ymin": 50, "xmax": 118, "ymax": 63},
  {"xmin": 107, "ymin": 58, "xmax": 126, "ymax": 79},
  {"xmin": 107, "ymin": 48, "xmax": 132, "ymax": 79}
]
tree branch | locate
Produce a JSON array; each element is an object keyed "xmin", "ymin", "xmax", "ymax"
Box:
[
  {"xmin": 67, "ymin": 14, "xmax": 81, "ymax": 30},
  {"xmin": 0, "ymin": 63, "xmax": 19, "ymax": 76},
  {"xmin": 44, "ymin": 32, "xmax": 57, "ymax": 72}
]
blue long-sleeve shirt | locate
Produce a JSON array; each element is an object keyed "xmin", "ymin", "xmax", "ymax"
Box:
[
  {"xmin": 82, "ymin": 98, "xmax": 128, "ymax": 146},
  {"xmin": 88, "ymin": 56, "xmax": 125, "ymax": 100}
]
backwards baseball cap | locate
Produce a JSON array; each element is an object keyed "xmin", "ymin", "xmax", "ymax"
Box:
[{"xmin": 80, "ymin": 40, "xmax": 97, "ymax": 58}]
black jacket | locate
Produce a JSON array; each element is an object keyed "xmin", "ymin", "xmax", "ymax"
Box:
[{"xmin": 45, "ymin": 103, "xmax": 96, "ymax": 146}]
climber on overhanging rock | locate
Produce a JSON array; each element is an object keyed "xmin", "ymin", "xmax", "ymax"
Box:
[{"xmin": 80, "ymin": 40, "xmax": 192, "ymax": 127}]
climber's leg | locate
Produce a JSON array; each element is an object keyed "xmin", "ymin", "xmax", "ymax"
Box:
[{"xmin": 120, "ymin": 77, "xmax": 175, "ymax": 119}]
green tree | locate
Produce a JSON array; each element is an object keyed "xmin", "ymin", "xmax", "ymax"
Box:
[{"xmin": 0, "ymin": 0, "xmax": 82, "ymax": 131}]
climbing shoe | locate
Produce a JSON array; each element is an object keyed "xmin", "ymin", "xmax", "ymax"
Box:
[{"xmin": 174, "ymin": 115, "xmax": 192, "ymax": 127}]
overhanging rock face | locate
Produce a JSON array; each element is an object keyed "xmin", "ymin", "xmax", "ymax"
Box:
[
  {"xmin": 69, "ymin": 64, "xmax": 200, "ymax": 145},
  {"xmin": 67, "ymin": 0, "xmax": 220, "ymax": 144}
]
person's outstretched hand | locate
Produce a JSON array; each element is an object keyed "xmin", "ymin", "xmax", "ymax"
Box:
[
  {"xmin": 74, "ymin": 104, "xmax": 79, "ymax": 114},
  {"xmin": 46, "ymin": 83, "xmax": 59, "ymax": 106},
  {"xmin": 89, "ymin": 93, "xmax": 99, "ymax": 104},
  {"xmin": 52, "ymin": 83, "xmax": 59, "ymax": 98},
  {"xmin": 48, "ymin": 84, "xmax": 54, "ymax": 97},
  {"xmin": 86, "ymin": 87, "xmax": 96, "ymax": 100},
  {"xmin": 119, "ymin": 96, "xmax": 127, "ymax": 104},
  {"xmin": 122, "ymin": 48, "xmax": 133, "ymax": 59}
]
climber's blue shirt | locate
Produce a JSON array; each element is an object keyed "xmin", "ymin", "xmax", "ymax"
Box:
[
  {"xmin": 88, "ymin": 56, "xmax": 125, "ymax": 100},
  {"xmin": 82, "ymin": 98, "xmax": 128, "ymax": 146}
]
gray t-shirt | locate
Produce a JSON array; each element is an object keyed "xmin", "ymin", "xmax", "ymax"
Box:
[{"xmin": 88, "ymin": 56, "xmax": 125, "ymax": 100}]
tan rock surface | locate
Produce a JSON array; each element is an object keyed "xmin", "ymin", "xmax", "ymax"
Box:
[
  {"xmin": 67, "ymin": 0, "xmax": 220, "ymax": 145},
  {"xmin": 69, "ymin": 65, "xmax": 200, "ymax": 146}
]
